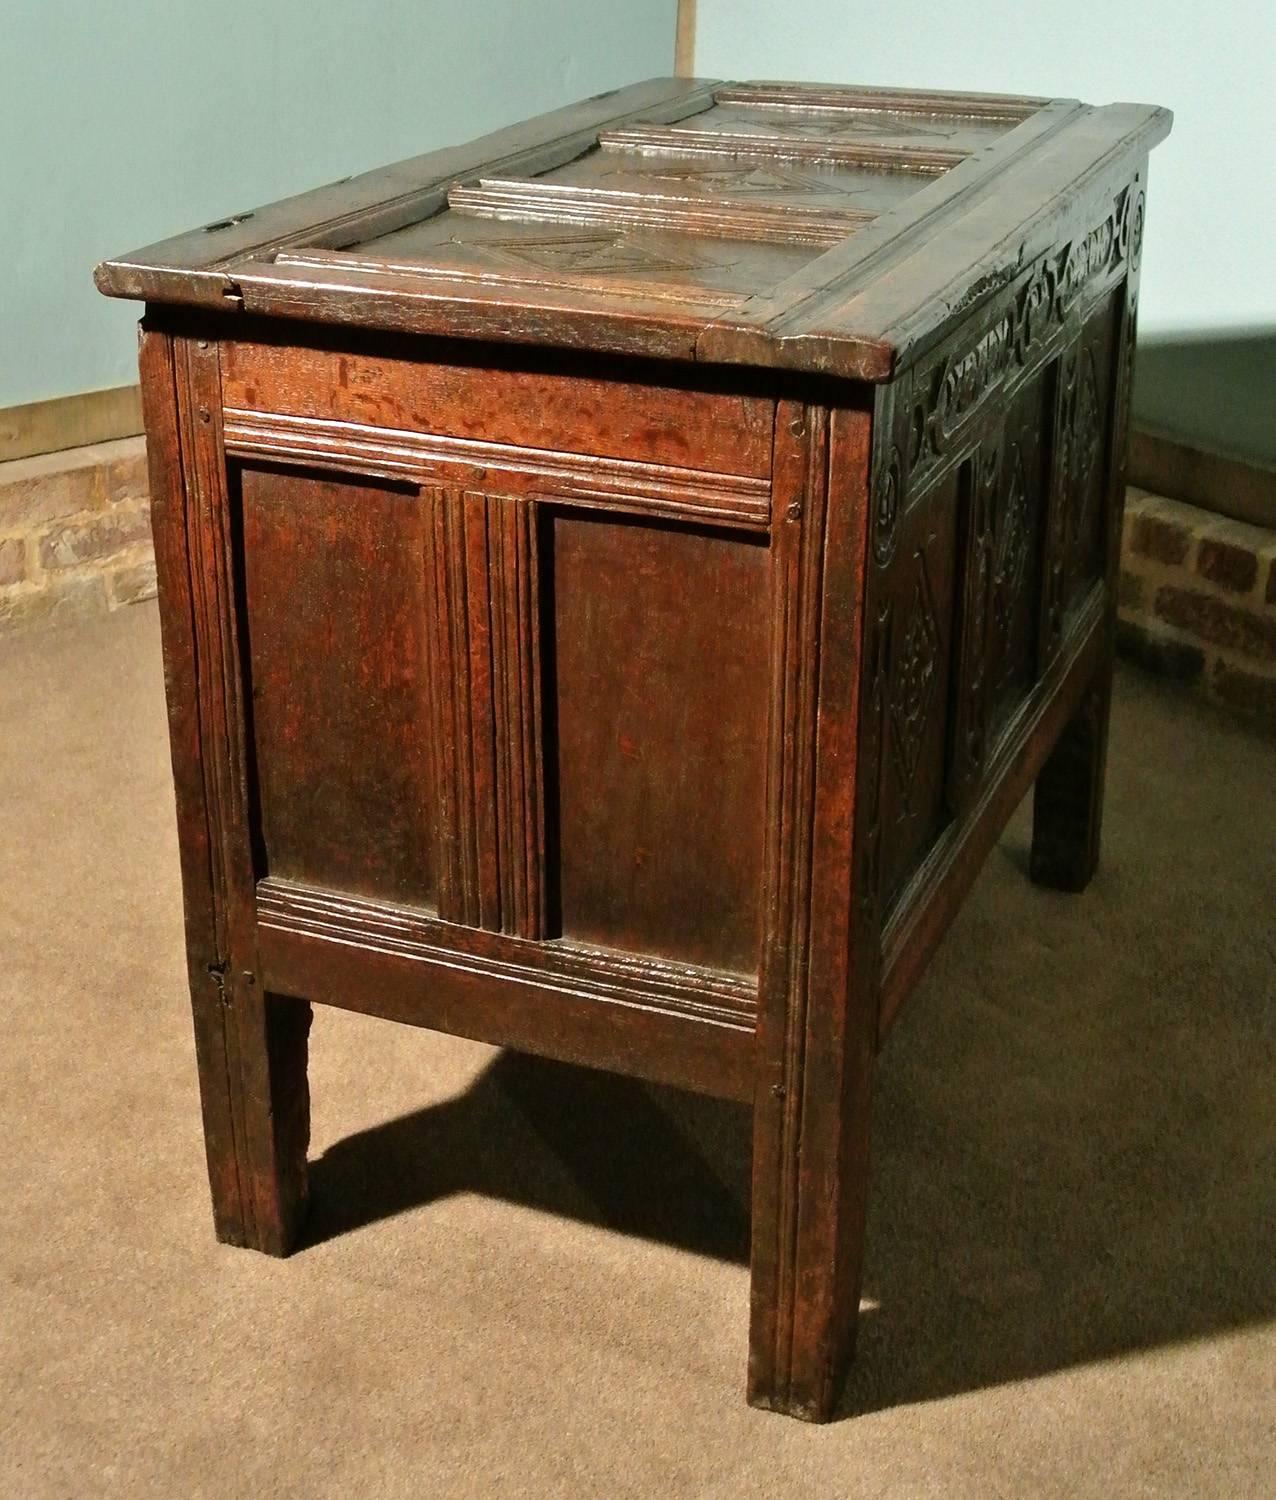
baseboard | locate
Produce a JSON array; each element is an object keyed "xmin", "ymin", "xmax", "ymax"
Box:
[
  {"xmin": 1119, "ymin": 485, "xmax": 1276, "ymax": 731},
  {"xmin": 1129, "ymin": 425, "xmax": 1276, "ymax": 532},
  {"xmin": 0, "ymin": 385, "xmax": 144, "ymax": 465}
]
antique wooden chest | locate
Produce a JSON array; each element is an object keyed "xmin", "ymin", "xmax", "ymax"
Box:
[{"xmin": 97, "ymin": 76, "xmax": 1171, "ymax": 1421}]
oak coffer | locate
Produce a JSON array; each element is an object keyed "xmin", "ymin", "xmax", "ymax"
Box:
[{"xmin": 96, "ymin": 76, "xmax": 1171, "ymax": 1422}]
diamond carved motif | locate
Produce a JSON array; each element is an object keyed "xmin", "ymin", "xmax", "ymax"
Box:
[
  {"xmin": 1073, "ymin": 348, "xmax": 1103, "ymax": 539},
  {"xmin": 459, "ymin": 232, "xmax": 704, "ymax": 278},
  {"xmin": 993, "ymin": 443, "xmax": 1029, "ymax": 644},
  {"xmin": 889, "ymin": 554, "xmax": 941, "ymax": 801},
  {"xmin": 617, "ymin": 162, "xmax": 851, "ymax": 197},
  {"xmin": 746, "ymin": 114, "xmax": 960, "ymax": 142}
]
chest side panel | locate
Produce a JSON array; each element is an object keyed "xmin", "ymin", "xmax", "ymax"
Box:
[{"xmin": 855, "ymin": 175, "xmax": 1141, "ymax": 1021}]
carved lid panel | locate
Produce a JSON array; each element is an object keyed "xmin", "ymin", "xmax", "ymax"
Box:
[
  {"xmin": 95, "ymin": 77, "xmax": 1172, "ymax": 380},
  {"xmin": 343, "ymin": 213, "xmax": 812, "ymax": 310},
  {"xmin": 602, "ymin": 86, "xmax": 1041, "ymax": 171}
]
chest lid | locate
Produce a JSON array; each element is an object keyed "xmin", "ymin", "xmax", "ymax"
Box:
[{"xmin": 96, "ymin": 77, "xmax": 1170, "ymax": 380}]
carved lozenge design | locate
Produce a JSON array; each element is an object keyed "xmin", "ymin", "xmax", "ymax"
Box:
[
  {"xmin": 993, "ymin": 443, "xmax": 1030, "ymax": 650},
  {"xmin": 464, "ymin": 232, "xmax": 702, "ymax": 279},
  {"xmin": 888, "ymin": 555, "xmax": 941, "ymax": 805},
  {"xmin": 614, "ymin": 162, "xmax": 853, "ymax": 198},
  {"xmin": 961, "ymin": 447, "xmax": 1000, "ymax": 771},
  {"xmin": 741, "ymin": 112, "xmax": 963, "ymax": 142},
  {"xmin": 873, "ymin": 445, "xmax": 903, "ymax": 565},
  {"xmin": 1071, "ymin": 349, "xmax": 1103, "ymax": 550}
]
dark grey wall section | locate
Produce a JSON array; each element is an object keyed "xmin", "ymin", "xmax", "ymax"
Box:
[{"xmin": 1133, "ymin": 334, "xmax": 1276, "ymax": 467}]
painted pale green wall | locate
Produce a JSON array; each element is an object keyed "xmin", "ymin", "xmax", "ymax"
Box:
[
  {"xmin": 694, "ymin": 1, "xmax": 1276, "ymax": 467},
  {"xmin": 0, "ymin": 0, "xmax": 677, "ymax": 409}
]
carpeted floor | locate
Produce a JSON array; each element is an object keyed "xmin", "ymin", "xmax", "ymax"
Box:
[{"xmin": 2, "ymin": 601, "xmax": 1273, "ymax": 1498}]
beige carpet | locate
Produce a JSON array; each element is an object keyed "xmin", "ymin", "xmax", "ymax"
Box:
[{"xmin": 2, "ymin": 601, "xmax": 1274, "ymax": 1498}]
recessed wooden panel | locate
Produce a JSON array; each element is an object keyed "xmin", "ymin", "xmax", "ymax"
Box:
[
  {"xmin": 602, "ymin": 97, "xmax": 1026, "ymax": 167},
  {"xmin": 878, "ymin": 470, "xmax": 962, "ymax": 906},
  {"xmin": 1041, "ymin": 287, "xmax": 1124, "ymax": 663},
  {"xmin": 949, "ymin": 371, "xmax": 1053, "ymax": 807},
  {"xmin": 1064, "ymin": 289, "xmax": 1123, "ymax": 614},
  {"xmin": 239, "ymin": 464, "xmax": 436, "ymax": 906},
  {"xmin": 987, "ymin": 375, "xmax": 1051, "ymax": 739},
  {"xmin": 547, "ymin": 510, "xmax": 769, "ymax": 975},
  {"xmin": 447, "ymin": 155, "xmax": 887, "ymax": 249},
  {"xmin": 352, "ymin": 218, "xmax": 811, "ymax": 310}
]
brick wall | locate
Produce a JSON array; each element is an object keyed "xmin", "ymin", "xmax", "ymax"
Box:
[
  {"xmin": 1120, "ymin": 489, "xmax": 1276, "ymax": 727},
  {"xmin": 0, "ymin": 436, "xmax": 156, "ymax": 632}
]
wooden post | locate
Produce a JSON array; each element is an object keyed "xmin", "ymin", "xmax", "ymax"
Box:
[
  {"xmin": 674, "ymin": 0, "xmax": 697, "ymax": 78},
  {"xmin": 749, "ymin": 399, "xmax": 878, "ymax": 1421},
  {"xmin": 141, "ymin": 323, "xmax": 312, "ymax": 1255}
]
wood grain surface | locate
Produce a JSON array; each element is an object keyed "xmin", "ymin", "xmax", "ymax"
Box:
[{"xmin": 98, "ymin": 79, "xmax": 1170, "ymax": 378}]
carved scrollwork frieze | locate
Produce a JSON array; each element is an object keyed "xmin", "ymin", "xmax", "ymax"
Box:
[
  {"xmin": 1053, "ymin": 213, "xmax": 1117, "ymax": 323},
  {"xmin": 1116, "ymin": 181, "xmax": 1146, "ymax": 273},
  {"xmin": 903, "ymin": 182, "xmax": 1136, "ymax": 496},
  {"xmin": 872, "ymin": 444, "xmax": 903, "ymax": 565},
  {"xmin": 888, "ymin": 550, "xmax": 942, "ymax": 813},
  {"xmin": 869, "ymin": 180, "xmax": 1135, "ymax": 576},
  {"xmin": 870, "ymin": 370, "xmax": 915, "ymax": 569}
]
